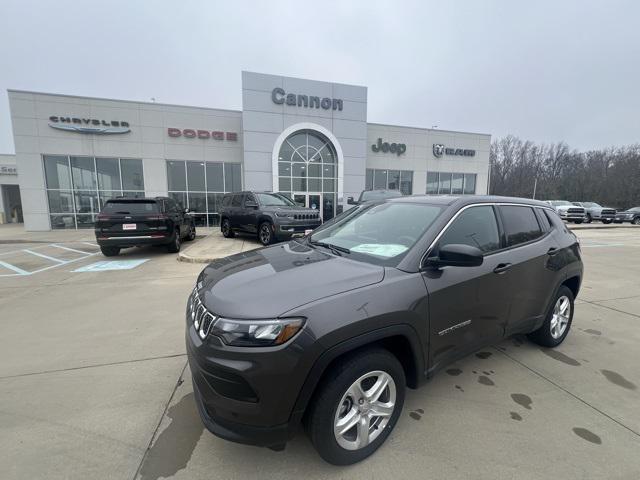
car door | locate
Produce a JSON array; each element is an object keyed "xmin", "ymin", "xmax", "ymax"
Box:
[
  {"xmin": 242, "ymin": 193, "xmax": 259, "ymax": 233},
  {"xmin": 422, "ymin": 205, "xmax": 512, "ymax": 370},
  {"xmin": 229, "ymin": 193, "xmax": 244, "ymax": 231},
  {"xmin": 497, "ymin": 205, "xmax": 561, "ymax": 336}
]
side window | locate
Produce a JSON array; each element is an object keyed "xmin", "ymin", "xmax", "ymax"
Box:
[
  {"xmin": 535, "ymin": 208, "xmax": 551, "ymax": 231},
  {"xmin": 231, "ymin": 194, "xmax": 242, "ymax": 207},
  {"xmin": 438, "ymin": 206, "xmax": 500, "ymax": 253},
  {"xmin": 222, "ymin": 195, "xmax": 231, "ymax": 207},
  {"xmin": 545, "ymin": 209, "xmax": 568, "ymax": 232},
  {"xmin": 500, "ymin": 206, "xmax": 543, "ymax": 247},
  {"xmin": 244, "ymin": 193, "xmax": 256, "ymax": 205}
]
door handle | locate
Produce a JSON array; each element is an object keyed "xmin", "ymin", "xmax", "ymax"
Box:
[
  {"xmin": 547, "ymin": 247, "xmax": 559, "ymax": 256},
  {"xmin": 493, "ymin": 263, "xmax": 512, "ymax": 274}
]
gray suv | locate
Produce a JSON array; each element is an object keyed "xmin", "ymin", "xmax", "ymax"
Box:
[
  {"xmin": 187, "ymin": 195, "xmax": 583, "ymax": 464},
  {"xmin": 220, "ymin": 191, "xmax": 322, "ymax": 245}
]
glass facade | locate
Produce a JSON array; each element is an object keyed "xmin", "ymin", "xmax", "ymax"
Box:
[
  {"xmin": 426, "ymin": 172, "xmax": 477, "ymax": 195},
  {"xmin": 364, "ymin": 168, "xmax": 413, "ymax": 195},
  {"xmin": 166, "ymin": 160, "xmax": 241, "ymax": 227},
  {"xmin": 277, "ymin": 130, "xmax": 338, "ymax": 220},
  {"xmin": 44, "ymin": 155, "xmax": 145, "ymax": 229}
]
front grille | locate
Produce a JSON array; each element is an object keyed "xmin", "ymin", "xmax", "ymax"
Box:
[
  {"xmin": 567, "ymin": 208, "xmax": 584, "ymax": 214},
  {"xmin": 602, "ymin": 209, "xmax": 616, "ymax": 215},
  {"xmin": 190, "ymin": 289, "xmax": 218, "ymax": 339},
  {"xmin": 294, "ymin": 213, "xmax": 318, "ymax": 220}
]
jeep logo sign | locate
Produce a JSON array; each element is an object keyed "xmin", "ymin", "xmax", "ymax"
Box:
[
  {"xmin": 271, "ymin": 88, "xmax": 343, "ymax": 111},
  {"xmin": 371, "ymin": 138, "xmax": 406, "ymax": 156},
  {"xmin": 433, "ymin": 144, "xmax": 476, "ymax": 158}
]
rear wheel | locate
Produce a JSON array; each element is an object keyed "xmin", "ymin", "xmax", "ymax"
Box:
[
  {"xmin": 221, "ymin": 218, "xmax": 234, "ymax": 238},
  {"xmin": 305, "ymin": 349, "xmax": 405, "ymax": 465},
  {"xmin": 258, "ymin": 222, "xmax": 273, "ymax": 246},
  {"xmin": 633, "ymin": 217, "xmax": 640, "ymax": 225},
  {"xmin": 100, "ymin": 246, "xmax": 120, "ymax": 257},
  {"xmin": 527, "ymin": 285, "xmax": 574, "ymax": 347},
  {"xmin": 167, "ymin": 229, "xmax": 181, "ymax": 253},
  {"xmin": 185, "ymin": 223, "xmax": 196, "ymax": 241}
]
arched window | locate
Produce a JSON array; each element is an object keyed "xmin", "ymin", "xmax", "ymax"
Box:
[{"xmin": 277, "ymin": 130, "xmax": 337, "ymax": 194}]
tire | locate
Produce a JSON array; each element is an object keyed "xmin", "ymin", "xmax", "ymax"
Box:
[
  {"xmin": 258, "ymin": 222, "xmax": 273, "ymax": 246},
  {"xmin": 527, "ymin": 285, "xmax": 574, "ymax": 348},
  {"xmin": 633, "ymin": 217, "xmax": 640, "ymax": 225},
  {"xmin": 167, "ymin": 229, "xmax": 181, "ymax": 253},
  {"xmin": 100, "ymin": 246, "xmax": 120, "ymax": 257},
  {"xmin": 221, "ymin": 218, "xmax": 234, "ymax": 238},
  {"xmin": 305, "ymin": 349, "xmax": 406, "ymax": 465},
  {"xmin": 574, "ymin": 220, "xmax": 583, "ymax": 224},
  {"xmin": 185, "ymin": 223, "xmax": 196, "ymax": 241},
  {"xmin": 602, "ymin": 219, "xmax": 612, "ymax": 224},
  {"xmin": 585, "ymin": 214, "xmax": 592, "ymax": 224}
]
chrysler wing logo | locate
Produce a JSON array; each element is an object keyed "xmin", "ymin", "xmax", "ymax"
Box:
[
  {"xmin": 49, "ymin": 123, "xmax": 131, "ymax": 134},
  {"xmin": 433, "ymin": 144, "xmax": 445, "ymax": 158},
  {"xmin": 48, "ymin": 116, "xmax": 131, "ymax": 135}
]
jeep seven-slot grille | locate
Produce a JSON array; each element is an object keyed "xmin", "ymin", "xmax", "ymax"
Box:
[
  {"xmin": 294, "ymin": 213, "xmax": 318, "ymax": 220},
  {"xmin": 190, "ymin": 289, "xmax": 217, "ymax": 339}
]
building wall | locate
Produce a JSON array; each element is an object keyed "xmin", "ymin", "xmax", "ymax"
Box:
[
  {"xmin": 366, "ymin": 124, "xmax": 491, "ymax": 195},
  {"xmin": 241, "ymin": 71, "xmax": 368, "ymax": 203},
  {"xmin": 8, "ymin": 90, "xmax": 242, "ymax": 230},
  {"xmin": 0, "ymin": 153, "xmax": 19, "ymax": 223}
]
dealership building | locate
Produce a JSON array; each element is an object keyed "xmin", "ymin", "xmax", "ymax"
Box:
[{"xmin": 7, "ymin": 71, "xmax": 491, "ymax": 231}]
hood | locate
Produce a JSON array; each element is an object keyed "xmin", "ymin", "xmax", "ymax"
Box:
[
  {"xmin": 555, "ymin": 205, "xmax": 583, "ymax": 212},
  {"xmin": 196, "ymin": 242, "xmax": 385, "ymax": 318}
]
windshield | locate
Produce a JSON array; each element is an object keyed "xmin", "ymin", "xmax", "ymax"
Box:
[
  {"xmin": 629, "ymin": 207, "xmax": 640, "ymax": 212},
  {"xmin": 101, "ymin": 201, "xmax": 158, "ymax": 214},
  {"xmin": 360, "ymin": 190, "xmax": 403, "ymax": 202},
  {"xmin": 256, "ymin": 193, "xmax": 296, "ymax": 207},
  {"xmin": 550, "ymin": 200, "xmax": 572, "ymax": 206},
  {"xmin": 310, "ymin": 202, "xmax": 443, "ymax": 266},
  {"xmin": 583, "ymin": 202, "xmax": 600, "ymax": 208}
]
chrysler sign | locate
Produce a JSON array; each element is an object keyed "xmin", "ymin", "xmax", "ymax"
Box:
[
  {"xmin": 433, "ymin": 144, "xmax": 476, "ymax": 158},
  {"xmin": 48, "ymin": 116, "xmax": 130, "ymax": 134}
]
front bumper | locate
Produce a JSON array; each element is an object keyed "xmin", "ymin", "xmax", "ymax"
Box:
[
  {"xmin": 276, "ymin": 221, "xmax": 322, "ymax": 237},
  {"xmin": 185, "ymin": 296, "xmax": 317, "ymax": 448},
  {"xmin": 559, "ymin": 212, "xmax": 585, "ymax": 220}
]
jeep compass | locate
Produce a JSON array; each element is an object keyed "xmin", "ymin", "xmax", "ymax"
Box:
[{"xmin": 186, "ymin": 195, "xmax": 583, "ymax": 465}]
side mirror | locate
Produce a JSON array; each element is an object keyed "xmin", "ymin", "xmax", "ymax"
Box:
[
  {"xmin": 424, "ymin": 244, "xmax": 483, "ymax": 269},
  {"xmin": 245, "ymin": 201, "xmax": 258, "ymax": 208},
  {"xmin": 347, "ymin": 196, "xmax": 357, "ymax": 205}
]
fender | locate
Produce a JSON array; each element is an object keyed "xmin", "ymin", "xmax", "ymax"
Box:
[{"xmin": 287, "ymin": 324, "xmax": 425, "ymax": 428}]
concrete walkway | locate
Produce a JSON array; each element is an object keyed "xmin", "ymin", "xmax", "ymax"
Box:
[{"xmin": 177, "ymin": 231, "xmax": 261, "ymax": 263}]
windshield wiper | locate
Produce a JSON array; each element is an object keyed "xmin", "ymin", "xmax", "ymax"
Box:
[{"xmin": 309, "ymin": 240, "xmax": 350, "ymax": 256}]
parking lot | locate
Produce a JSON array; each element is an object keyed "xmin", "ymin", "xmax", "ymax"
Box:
[{"xmin": 1, "ymin": 225, "xmax": 639, "ymax": 479}]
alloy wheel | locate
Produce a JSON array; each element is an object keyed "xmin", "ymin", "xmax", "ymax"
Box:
[
  {"xmin": 550, "ymin": 295, "xmax": 571, "ymax": 339},
  {"xmin": 222, "ymin": 220, "xmax": 230, "ymax": 235},
  {"xmin": 260, "ymin": 225, "xmax": 271, "ymax": 245},
  {"xmin": 333, "ymin": 371, "xmax": 396, "ymax": 451}
]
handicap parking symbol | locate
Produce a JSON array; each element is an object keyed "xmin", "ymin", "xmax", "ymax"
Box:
[{"xmin": 73, "ymin": 259, "xmax": 149, "ymax": 272}]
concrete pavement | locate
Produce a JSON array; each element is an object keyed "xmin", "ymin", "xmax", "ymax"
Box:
[{"xmin": 0, "ymin": 226, "xmax": 639, "ymax": 479}]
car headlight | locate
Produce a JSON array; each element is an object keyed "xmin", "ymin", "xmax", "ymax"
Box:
[
  {"xmin": 275, "ymin": 212, "xmax": 294, "ymax": 218},
  {"xmin": 209, "ymin": 317, "xmax": 305, "ymax": 347}
]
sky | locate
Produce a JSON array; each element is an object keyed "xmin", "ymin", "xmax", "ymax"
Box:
[{"xmin": 1, "ymin": 0, "xmax": 639, "ymax": 153}]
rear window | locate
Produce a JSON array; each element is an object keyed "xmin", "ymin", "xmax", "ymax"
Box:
[
  {"xmin": 102, "ymin": 201, "xmax": 159, "ymax": 214},
  {"xmin": 500, "ymin": 206, "xmax": 542, "ymax": 247},
  {"xmin": 222, "ymin": 195, "xmax": 232, "ymax": 207}
]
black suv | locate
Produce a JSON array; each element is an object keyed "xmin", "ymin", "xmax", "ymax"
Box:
[
  {"xmin": 95, "ymin": 197, "xmax": 195, "ymax": 256},
  {"xmin": 186, "ymin": 196, "xmax": 582, "ymax": 465},
  {"xmin": 220, "ymin": 191, "xmax": 322, "ymax": 246}
]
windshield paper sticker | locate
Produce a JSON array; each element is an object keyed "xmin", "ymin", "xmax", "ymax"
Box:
[{"xmin": 351, "ymin": 244, "xmax": 408, "ymax": 258}]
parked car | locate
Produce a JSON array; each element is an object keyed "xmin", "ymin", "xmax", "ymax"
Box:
[
  {"xmin": 571, "ymin": 202, "xmax": 616, "ymax": 223},
  {"xmin": 347, "ymin": 189, "xmax": 404, "ymax": 205},
  {"xmin": 95, "ymin": 197, "xmax": 195, "ymax": 256},
  {"xmin": 186, "ymin": 195, "xmax": 583, "ymax": 465},
  {"xmin": 614, "ymin": 207, "xmax": 640, "ymax": 225},
  {"xmin": 220, "ymin": 191, "xmax": 322, "ymax": 246},
  {"xmin": 546, "ymin": 200, "xmax": 586, "ymax": 223}
]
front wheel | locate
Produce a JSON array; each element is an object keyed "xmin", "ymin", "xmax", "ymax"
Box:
[
  {"xmin": 185, "ymin": 223, "xmax": 196, "ymax": 241},
  {"xmin": 574, "ymin": 219, "xmax": 583, "ymax": 224},
  {"xmin": 601, "ymin": 219, "xmax": 613, "ymax": 224},
  {"xmin": 633, "ymin": 217, "xmax": 640, "ymax": 225},
  {"xmin": 527, "ymin": 285, "xmax": 574, "ymax": 347},
  {"xmin": 258, "ymin": 222, "xmax": 273, "ymax": 246},
  {"xmin": 585, "ymin": 214, "xmax": 592, "ymax": 223},
  {"xmin": 167, "ymin": 229, "xmax": 181, "ymax": 253},
  {"xmin": 100, "ymin": 246, "xmax": 120, "ymax": 257},
  {"xmin": 305, "ymin": 349, "xmax": 405, "ymax": 465},
  {"xmin": 221, "ymin": 218, "xmax": 234, "ymax": 238}
]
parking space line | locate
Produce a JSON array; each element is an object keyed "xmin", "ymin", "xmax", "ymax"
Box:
[
  {"xmin": 23, "ymin": 249, "xmax": 66, "ymax": 263},
  {"xmin": 28, "ymin": 252, "xmax": 99, "ymax": 274},
  {"xmin": 50, "ymin": 244, "xmax": 93, "ymax": 255},
  {"xmin": 0, "ymin": 260, "xmax": 29, "ymax": 275},
  {"xmin": 81, "ymin": 242, "xmax": 99, "ymax": 247}
]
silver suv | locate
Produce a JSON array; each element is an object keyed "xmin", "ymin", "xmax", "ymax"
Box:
[
  {"xmin": 572, "ymin": 202, "xmax": 616, "ymax": 224},
  {"xmin": 546, "ymin": 200, "xmax": 586, "ymax": 223}
]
